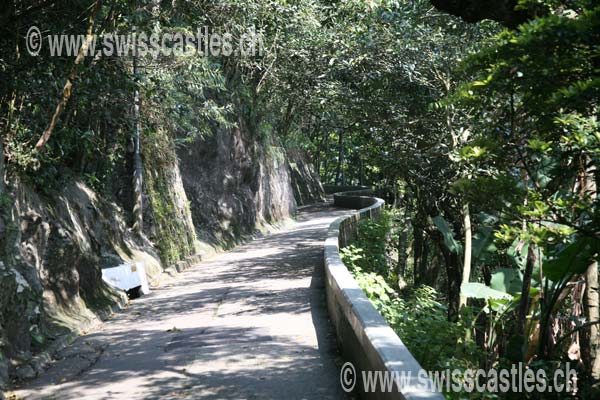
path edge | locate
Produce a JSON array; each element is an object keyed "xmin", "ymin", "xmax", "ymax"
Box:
[{"xmin": 323, "ymin": 189, "xmax": 445, "ymax": 400}]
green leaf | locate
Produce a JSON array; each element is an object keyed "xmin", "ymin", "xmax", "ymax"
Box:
[
  {"xmin": 461, "ymin": 282, "xmax": 513, "ymax": 300},
  {"xmin": 490, "ymin": 268, "xmax": 523, "ymax": 296},
  {"xmin": 543, "ymin": 237, "xmax": 600, "ymax": 282},
  {"xmin": 507, "ymin": 239, "xmax": 529, "ymax": 270},
  {"xmin": 432, "ymin": 215, "xmax": 463, "ymax": 254},
  {"xmin": 472, "ymin": 225, "xmax": 497, "ymax": 262}
]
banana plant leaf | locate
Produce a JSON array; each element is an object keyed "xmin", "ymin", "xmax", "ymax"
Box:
[
  {"xmin": 433, "ymin": 215, "xmax": 463, "ymax": 255},
  {"xmin": 490, "ymin": 268, "xmax": 523, "ymax": 296},
  {"xmin": 461, "ymin": 282, "xmax": 513, "ymax": 300},
  {"xmin": 543, "ymin": 236, "xmax": 600, "ymax": 282},
  {"xmin": 472, "ymin": 225, "xmax": 497, "ymax": 262}
]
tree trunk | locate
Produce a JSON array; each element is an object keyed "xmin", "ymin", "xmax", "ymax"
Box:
[
  {"xmin": 459, "ymin": 202, "xmax": 472, "ymax": 308},
  {"xmin": 0, "ymin": 138, "xmax": 5, "ymax": 193},
  {"xmin": 35, "ymin": 0, "xmax": 102, "ymax": 151},
  {"xmin": 420, "ymin": 239, "xmax": 430, "ymax": 285},
  {"xmin": 517, "ymin": 245, "xmax": 536, "ymax": 337},
  {"xmin": 335, "ymin": 131, "xmax": 344, "ymax": 185},
  {"xmin": 321, "ymin": 130, "xmax": 331, "ymax": 182},
  {"xmin": 413, "ymin": 224, "xmax": 424, "ymax": 285},
  {"xmin": 585, "ymin": 262, "xmax": 600, "ymax": 379},
  {"xmin": 443, "ymin": 248, "xmax": 461, "ymax": 321},
  {"xmin": 583, "ymin": 161, "xmax": 600, "ymax": 379},
  {"xmin": 313, "ymin": 118, "xmax": 324, "ymax": 174},
  {"xmin": 359, "ymin": 157, "xmax": 364, "ymax": 186},
  {"xmin": 132, "ymin": 55, "xmax": 143, "ymax": 234},
  {"xmin": 397, "ymin": 222, "xmax": 409, "ymax": 278}
]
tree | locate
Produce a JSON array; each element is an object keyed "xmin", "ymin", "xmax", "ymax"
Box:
[
  {"xmin": 132, "ymin": 53, "xmax": 143, "ymax": 234},
  {"xmin": 35, "ymin": 0, "xmax": 103, "ymax": 151},
  {"xmin": 450, "ymin": 0, "xmax": 600, "ymax": 377}
]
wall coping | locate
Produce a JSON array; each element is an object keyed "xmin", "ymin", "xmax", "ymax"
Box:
[{"xmin": 324, "ymin": 190, "xmax": 444, "ymax": 400}]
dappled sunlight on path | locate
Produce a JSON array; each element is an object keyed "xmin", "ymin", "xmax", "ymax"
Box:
[{"xmin": 14, "ymin": 205, "xmax": 352, "ymax": 399}]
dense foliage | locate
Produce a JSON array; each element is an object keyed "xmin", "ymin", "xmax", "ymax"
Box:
[
  {"xmin": 0, "ymin": 0, "xmax": 326, "ymax": 261},
  {"xmin": 342, "ymin": 214, "xmax": 486, "ymax": 398},
  {"xmin": 1, "ymin": 0, "xmax": 599, "ymax": 397},
  {"xmin": 301, "ymin": 0, "xmax": 599, "ymax": 397}
]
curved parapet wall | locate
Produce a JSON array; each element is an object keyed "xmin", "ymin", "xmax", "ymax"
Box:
[
  {"xmin": 325, "ymin": 190, "xmax": 444, "ymax": 400},
  {"xmin": 333, "ymin": 189, "xmax": 375, "ymax": 210},
  {"xmin": 323, "ymin": 184, "xmax": 371, "ymax": 195}
]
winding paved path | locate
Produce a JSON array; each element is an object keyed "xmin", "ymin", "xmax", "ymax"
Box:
[{"xmin": 14, "ymin": 205, "xmax": 351, "ymax": 400}]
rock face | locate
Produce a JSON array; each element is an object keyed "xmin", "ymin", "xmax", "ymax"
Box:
[
  {"xmin": 178, "ymin": 124, "xmax": 297, "ymax": 248},
  {"xmin": 0, "ymin": 117, "xmax": 320, "ymax": 390},
  {"xmin": 142, "ymin": 133, "xmax": 200, "ymax": 267},
  {"xmin": 287, "ymin": 148, "xmax": 325, "ymax": 206},
  {"xmin": 0, "ymin": 179, "xmax": 142, "ymax": 388}
]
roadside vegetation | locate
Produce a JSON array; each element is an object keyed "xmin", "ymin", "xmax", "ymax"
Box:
[
  {"xmin": 1, "ymin": 0, "xmax": 598, "ymax": 397},
  {"xmin": 306, "ymin": 0, "xmax": 599, "ymax": 397}
]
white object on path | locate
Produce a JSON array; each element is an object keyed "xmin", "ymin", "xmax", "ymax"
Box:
[{"xmin": 101, "ymin": 262, "xmax": 150, "ymax": 295}]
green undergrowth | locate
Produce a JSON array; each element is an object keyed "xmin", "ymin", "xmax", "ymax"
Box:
[{"xmin": 341, "ymin": 211, "xmax": 487, "ymax": 399}]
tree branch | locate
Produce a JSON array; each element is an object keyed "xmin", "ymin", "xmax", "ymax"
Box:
[{"xmin": 34, "ymin": 0, "xmax": 102, "ymax": 151}]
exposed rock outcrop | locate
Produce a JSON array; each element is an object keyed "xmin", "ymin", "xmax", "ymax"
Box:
[
  {"xmin": 178, "ymin": 123, "xmax": 297, "ymax": 248},
  {"xmin": 0, "ymin": 179, "xmax": 153, "ymax": 388},
  {"xmin": 287, "ymin": 148, "xmax": 325, "ymax": 206},
  {"xmin": 0, "ymin": 109, "xmax": 323, "ymax": 393}
]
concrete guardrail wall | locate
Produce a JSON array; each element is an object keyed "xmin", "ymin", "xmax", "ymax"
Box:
[
  {"xmin": 323, "ymin": 184, "xmax": 371, "ymax": 195},
  {"xmin": 324, "ymin": 189, "xmax": 445, "ymax": 400}
]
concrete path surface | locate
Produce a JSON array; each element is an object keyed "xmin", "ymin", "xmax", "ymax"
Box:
[{"xmin": 13, "ymin": 205, "xmax": 351, "ymax": 400}]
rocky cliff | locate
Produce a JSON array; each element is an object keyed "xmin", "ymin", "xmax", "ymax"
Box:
[
  {"xmin": 0, "ymin": 123, "xmax": 321, "ymax": 390},
  {"xmin": 0, "ymin": 179, "xmax": 138, "ymax": 386},
  {"xmin": 287, "ymin": 148, "xmax": 326, "ymax": 207},
  {"xmin": 178, "ymin": 122, "xmax": 296, "ymax": 249}
]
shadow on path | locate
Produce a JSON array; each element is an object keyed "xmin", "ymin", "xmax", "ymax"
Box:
[{"xmin": 13, "ymin": 205, "xmax": 353, "ymax": 399}]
